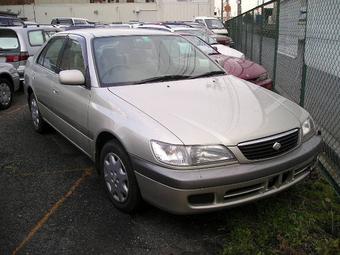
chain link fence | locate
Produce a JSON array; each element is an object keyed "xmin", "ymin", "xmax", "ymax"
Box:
[{"xmin": 226, "ymin": 0, "xmax": 340, "ymax": 191}]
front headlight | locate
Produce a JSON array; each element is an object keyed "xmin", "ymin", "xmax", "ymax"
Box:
[
  {"xmin": 302, "ymin": 117, "xmax": 315, "ymax": 141},
  {"xmin": 151, "ymin": 140, "xmax": 235, "ymax": 167}
]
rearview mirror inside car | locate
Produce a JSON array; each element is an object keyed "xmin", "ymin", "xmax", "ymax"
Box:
[{"xmin": 59, "ymin": 70, "xmax": 85, "ymax": 85}]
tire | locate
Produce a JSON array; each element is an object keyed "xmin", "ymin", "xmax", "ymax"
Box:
[
  {"xmin": 100, "ymin": 140, "xmax": 142, "ymax": 213},
  {"xmin": 0, "ymin": 78, "xmax": 13, "ymax": 110},
  {"xmin": 29, "ymin": 93, "xmax": 47, "ymax": 133}
]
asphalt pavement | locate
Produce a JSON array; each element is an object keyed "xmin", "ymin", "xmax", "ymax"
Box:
[{"xmin": 0, "ymin": 91, "xmax": 230, "ymax": 255}]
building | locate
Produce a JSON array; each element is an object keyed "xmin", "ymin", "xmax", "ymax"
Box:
[{"xmin": 0, "ymin": 0, "xmax": 214, "ymax": 23}]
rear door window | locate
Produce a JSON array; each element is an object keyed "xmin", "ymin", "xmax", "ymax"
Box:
[
  {"xmin": 0, "ymin": 29, "xmax": 20, "ymax": 51},
  {"xmin": 28, "ymin": 30, "xmax": 45, "ymax": 46},
  {"xmin": 0, "ymin": 18, "xmax": 9, "ymax": 26},
  {"xmin": 196, "ymin": 19, "xmax": 204, "ymax": 25}
]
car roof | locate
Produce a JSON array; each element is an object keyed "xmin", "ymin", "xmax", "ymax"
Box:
[
  {"xmin": 58, "ymin": 28, "xmax": 173, "ymax": 38},
  {"xmin": 195, "ymin": 16, "xmax": 218, "ymax": 20},
  {"xmin": 0, "ymin": 26, "xmax": 59, "ymax": 31},
  {"xmin": 137, "ymin": 24, "xmax": 171, "ymax": 30},
  {"xmin": 172, "ymin": 27, "xmax": 199, "ymax": 32},
  {"xmin": 52, "ymin": 17, "xmax": 88, "ymax": 20},
  {"xmin": 0, "ymin": 15, "xmax": 20, "ymax": 19}
]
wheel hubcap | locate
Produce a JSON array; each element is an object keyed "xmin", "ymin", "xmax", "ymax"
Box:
[
  {"xmin": 31, "ymin": 98, "xmax": 40, "ymax": 127},
  {"xmin": 103, "ymin": 153, "xmax": 129, "ymax": 203},
  {"xmin": 0, "ymin": 82, "xmax": 11, "ymax": 106}
]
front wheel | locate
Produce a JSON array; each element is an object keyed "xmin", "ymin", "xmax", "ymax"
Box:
[
  {"xmin": 0, "ymin": 78, "xmax": 13, "ymax": 110},
  {"xmin": 29, "ymin": 94, "xmax": 47, "ymax": 133},
  {"xmin": 100, "ymin": 140, "xmax": 142, "ymax": 213}
]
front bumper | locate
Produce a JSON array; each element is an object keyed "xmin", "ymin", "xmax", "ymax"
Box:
[
  {"xmin": 132, "ymin": 135, "xmax": 322, "ymax": 214},
  {"xmin": 11, "ymin": 72, "xmax": 20, "ymax": 92},
  {"xmin": 18, "ymin": 66, "xmax": 25, "ymax": 81}
]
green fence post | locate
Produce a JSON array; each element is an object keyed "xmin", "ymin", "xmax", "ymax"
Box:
[
  {"xmin": 245, "ymin": 15, "xmax": 248, "ymax": 56},
  {"xmin": 238, "ymin": 17, "xmax": 242, "ymax": 51},
  {"xmin": 250, "ymin": 10, "xmax": 254, "ymax": 60},
  {"xmin": 300, "ymin": 0, "xmax": 309, "ymax": 107},
  {"xmin": 272, "ymin": 0, "xmax": 280, "ymax": 90},
  {"xmin": 259, "ymin": 5, "xmax": 264, "ymax": 65}
]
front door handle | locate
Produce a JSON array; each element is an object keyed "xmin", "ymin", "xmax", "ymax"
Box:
[{"xmin": 52, "ymin": 89, "xmax": 59, "ymax": 94}]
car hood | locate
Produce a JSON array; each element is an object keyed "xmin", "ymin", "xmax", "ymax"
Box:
[
  {"xmin": 108, "ymin": 75, "xmax": 306, "ymax": 145},
  {"xmin": 223, "ymin": 57, "xmax": 267, "ymax": 80},
  {"xmin": 213, "ymin": 44, "xmax": 245, "ymax": 59}
]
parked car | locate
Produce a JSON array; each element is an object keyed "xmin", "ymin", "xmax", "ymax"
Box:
[
  {"xmin": 109, "ymin": 24, "xmax": 133, "ymax": 29},
  {"xmin": 51, "ymin": 17, "xmax": 90, "ymax": 28},
  {"xmin": 24, "ymin": 28, "xmax": 321, "ymax": 214},
  {"xmin": 0, "ymin": 15, "xmax": 24, "ymax": 26},
  {"xmin": 182, "ymin": 34, "xmax": 272, "ymax": 89},
  {"xmin": 194, "ymin": 16, "xmax": 229, "ymax": 36},
  {"xmin": 173, "ymin": 21, "xmax": 234, "ymax": 46},
  {"xmin": 170, "ymin": 27, "xmax": 244, "ymax": 59},
  {"xmin": 137, "ymin": 25, "xmax": 244, "ymax": 58},
  {"xmin": 0, "ymin": 63, "xmax": 20, "ymax": 110},
  {"xmin": 202, "ymin": 26, "xmax": 234, "ymax": 46},
  {"xmin": 0, "ymin": 25, "xmax": 60, "ymax": 81}
]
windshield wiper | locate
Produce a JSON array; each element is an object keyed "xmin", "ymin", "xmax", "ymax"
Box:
[
  {"xmin": 132, "ymin": 75, "xmax": 191, "ymax": 84},
  {"xmin": 189, "ymin": 70, "xmax": 225, "ymax": 79},
  {"xmin": 208, "ymin": 52, "xmax": 220, "ymax": 55}
]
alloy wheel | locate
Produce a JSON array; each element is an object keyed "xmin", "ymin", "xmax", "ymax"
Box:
[
  {"xmin": 31, "ymin": 98, "xmax": 40, "ymax": 128},
  {"xmin": 0, "ymin": 82, "xmax": 11, "ymax": 107}
]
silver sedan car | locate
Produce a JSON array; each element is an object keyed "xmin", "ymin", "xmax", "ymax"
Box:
[{"xmin": 24, "ymin": 29, "xmax": 321, "ymax": 214}]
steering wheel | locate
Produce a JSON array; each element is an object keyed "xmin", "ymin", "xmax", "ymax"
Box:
[{"xmin": 101, "ymin": 64, "xmax": 129, "ymax": 81}]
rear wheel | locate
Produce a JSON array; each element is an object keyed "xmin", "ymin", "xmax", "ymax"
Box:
[
  {"xmin": 29, "ymin": 93, "xmax": 47, "ymax": 133},
  {"xmin": 0, "ymin": 78, "xmax": 13, "ymax": 110},
  {"xmin": 100, "ymin": 140, "xmax": 141, "ymax": 213}
]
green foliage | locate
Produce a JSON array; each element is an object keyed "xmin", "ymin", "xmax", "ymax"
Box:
[{"xmin": 222, "ymin": 173, "xmax": 340, "ymax": 255}]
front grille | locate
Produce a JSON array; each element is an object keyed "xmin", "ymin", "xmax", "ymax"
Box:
[{"xmin": 238, "ymin": 129, "xmax": 299, "ymax": 160}]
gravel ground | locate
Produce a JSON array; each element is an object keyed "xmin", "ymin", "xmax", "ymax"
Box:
[{"xmin": 0, "ymin": 91, "xmax": 229, "ymax": 255}]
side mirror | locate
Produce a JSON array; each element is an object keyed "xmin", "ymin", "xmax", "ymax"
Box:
[{"xmin": 59, "ymin": 70, "xmax": 85, "ymax": 85}]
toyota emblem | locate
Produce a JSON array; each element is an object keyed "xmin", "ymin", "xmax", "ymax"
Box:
[{"xmin": 273, "ymin": 142, "xmax": 281, "ymax": 151}]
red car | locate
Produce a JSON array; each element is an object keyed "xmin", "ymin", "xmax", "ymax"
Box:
[{"xmin": 182, "ymin": 34, "xmax": 273, "ymax": 90}]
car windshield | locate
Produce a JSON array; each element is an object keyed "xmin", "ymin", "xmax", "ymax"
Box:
[
  {"xmin": 93, "ymin": 35, "xmax": 223, "ymax": 87},
  {"xmin": 205, "ymin": 19, "xmax": 225, "ymax": 29},
  {"xmin": 182, "ymin": 35, "xmax": 218, "ymax": 55},
  {"xmin": 0, "ymin": 17, "xmax": 23, "ymax": 26},
  {"xmin": 175, "ymin": 29, "xmax": 217, "ymax": 45}
]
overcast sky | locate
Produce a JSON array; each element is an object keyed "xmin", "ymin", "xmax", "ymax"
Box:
[{"xmin": 214, "ymin": 0, "xmax": 266, "ymax": 17}]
